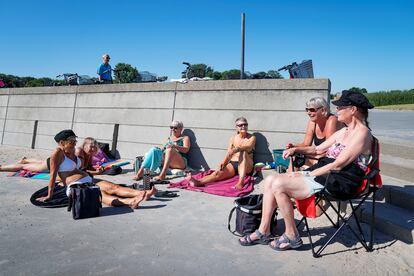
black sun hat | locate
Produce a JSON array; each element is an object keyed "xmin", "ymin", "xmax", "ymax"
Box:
[
  {"xmin": 54, "ymin": 129, "xmax": 77, "ymax": 142},
  {"xmin": 332, "ymin": 90, "xmax": 374, "ymax": 109}
]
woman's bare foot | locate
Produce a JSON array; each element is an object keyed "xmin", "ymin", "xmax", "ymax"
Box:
[
  {"xmin": 154, "ymin": 173, "xmax": 166, "ymax": 181},
  {"xmin": 186, "ymin": 174, "xmax": 203, "ymax": 187},
  {"xmin": 18, "ymin": 157, "xmax": 27, "ymax": 164},
  {"xmin": 234, "ymin": 181, "xmax": 244, "ymax": 190},
  {"xmin": 129, "ymin": 193, "xmax": 146, "ymax": 209},
  {"xmin": 144, "ymin": 186, "xmax": 157, "ymax": 200},
  {"xmin": 132, "ymin": 175, "xmax": 142, "ymax": 181}
]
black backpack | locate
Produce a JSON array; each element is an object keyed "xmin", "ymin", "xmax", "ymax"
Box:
[
  {"xmin": 228, "ymin": 194, "xmax": 278, "ymax": 237},
  {"xmin": 67, "ymin": 183, "xmax": 102, "ymax": 219}
]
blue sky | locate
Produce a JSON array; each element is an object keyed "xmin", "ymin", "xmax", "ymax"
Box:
[{"xmin": 1, "ymin": 0, "xmax": 413, "ymax": 93}]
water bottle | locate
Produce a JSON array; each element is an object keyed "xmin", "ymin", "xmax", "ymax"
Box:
[{"xmin": 143, "ymin": 168, "xmax": 151, "ymax": 190}]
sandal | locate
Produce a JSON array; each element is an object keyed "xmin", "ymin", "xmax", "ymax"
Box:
[
  {"xmin": 154, "ymin": 190, "xmax": 178, "ymax": 198},
  {"xmin": 269, "ymin": 233, "xmax": 303, "ymax": 251},
  {"xmin": 151, "ymin": 179, "xmax": 170, "ymax": 185},
  {"xmin": 239, "ymin": 230, "xmax": 271, "ymax": 246}
]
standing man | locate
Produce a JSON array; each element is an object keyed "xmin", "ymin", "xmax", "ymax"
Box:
[{"xmin": 97, "ymin": 54, "xmax": 113, "ymax": 84}]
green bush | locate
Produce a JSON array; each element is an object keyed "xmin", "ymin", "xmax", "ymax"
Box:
[{"xmin": 365, "ymin": 89, "xmax": 414, "ymax": 106}]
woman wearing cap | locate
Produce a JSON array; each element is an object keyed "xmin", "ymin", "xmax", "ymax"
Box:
[
  {"xmin": 36, "ymin": 130, "xmax": 154, "ymax": 208},
  {"xmin": 286, "ymin": 97, "xmax": 342, "ymax": 167},
  {"xmin": 238, "ymin": 91, "xmax": 374, "ymax": 250},
  {"xmin": 186, "ymin": 117, "xmax": 256, "ymax": 190},
  {"xmin": 133, "ymin": 120, "xmax": 190, "ymax": 181}
]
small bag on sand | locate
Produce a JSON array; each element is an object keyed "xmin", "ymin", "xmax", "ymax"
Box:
[{"xmin": 228, "ymin": 194, "xmax": 278, "ymax": 237}]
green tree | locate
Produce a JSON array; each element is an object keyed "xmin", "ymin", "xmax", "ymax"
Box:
[
  {"xmin": 182, "ymin": 63, "xmax": 213, "ymax": 78},
  {"xmin": 113, "ymin": 63, "xmax": 140, "ymax": 83},
  {"xmin": 348, "ymin": 87, "xmax": 368, "ymax": 94},
  {"xmin": 221, "ymin": 69, "xmax": 242, "ymax": 80},
  {"xmin": 265, "ymin": 70, "xmax": 283, "ymax": 79}
]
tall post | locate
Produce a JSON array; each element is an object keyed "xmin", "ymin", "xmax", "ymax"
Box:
[{"xmin": 240, "ymin": 13, "xmax": 245, "ymax": 79}]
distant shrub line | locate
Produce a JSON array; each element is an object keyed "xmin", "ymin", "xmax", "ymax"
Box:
[{"xmin": 364, "ymin": 89, "xmax": 414, "ymax": 106}]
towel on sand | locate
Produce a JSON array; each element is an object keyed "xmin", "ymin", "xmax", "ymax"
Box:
[{"xmin": 168, "ymin": 170, "xmax": 254, "ymax": 197}]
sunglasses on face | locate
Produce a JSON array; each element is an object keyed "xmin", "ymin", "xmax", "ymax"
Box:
[
  {"xmin": 305, "ymin": 107, "xmax": 322, "ymax": 113},
  {"xmin": 236, "ymin": 123, "xmax": 248, "ymax": 128},
  {"xmin": 170, "ymin": 126, "xmax": 179, "ymax": 130}
]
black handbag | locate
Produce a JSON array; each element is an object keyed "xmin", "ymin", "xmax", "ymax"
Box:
[
  {"xmin": 67, "ymin": 183, "xmax": 102, "ymax": 219},
  {"xmin": 228, "ymin": 194, "xmax": 277, "ymax": 237}
]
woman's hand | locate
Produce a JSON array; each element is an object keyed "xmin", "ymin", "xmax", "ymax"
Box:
[
  {"xmin": 283, "ymin": 148, "xmax": 295, "ymax": 159},
  {"xmin": 285, "ymin": 143, "xmax": 294, "ymax": 149},
  {"xmin": 36, "ymin": 195, "xmax": 52, "ymax": 202}
]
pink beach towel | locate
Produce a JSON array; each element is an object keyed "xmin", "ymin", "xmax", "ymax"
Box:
[{"xmin": 169, "ymin": 170, "xmax": 254, "ymax": 197}]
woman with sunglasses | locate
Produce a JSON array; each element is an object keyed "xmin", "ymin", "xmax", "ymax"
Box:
[
  {"xmin": 186, "ymin": 117, "xmax": 255, "ymax": 190},
  {"xmin": 133, "ymin": 120, "xmax": 190, "ymax": 181},
  {"xmin": 238, "ymin": 91, "xmax": 374, "ymax": 251},
  {"xmin": 36, "ymin": 130, "xmax": 153, "ymax": 207},
  {"xmin": 286, "ymin": 97, "xmax": 342, "ymax": 167}
]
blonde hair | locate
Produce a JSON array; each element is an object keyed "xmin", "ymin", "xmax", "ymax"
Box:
[{"xmin": 81, "ymin": 137, "xmax": 98, "ymax": 150}]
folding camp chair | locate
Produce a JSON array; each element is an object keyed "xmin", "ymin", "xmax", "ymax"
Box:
[{"xmin": 296, "ymin": 137, "xmax": 382, "ymax": 257}]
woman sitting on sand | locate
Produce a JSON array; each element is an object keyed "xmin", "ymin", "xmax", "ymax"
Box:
[
  {"xmin": 36, "ymin": 130, "xmax": 155, "ymax": 208},
  {"xmin": 133, "ymin": 120, "xmax": 190, "ymax": 181},
  {"xmin": 285, "ymin": 97, "xmax": 342, "ymax": 168},
  {"xmin": 238, "ymin": 91, "xmax": 374, "ymax": 250},
  {"xmin": 187, "ymin": 117, "xmax": 256, "ymax": 190},
  {"xmin": 0, "ymin": 137, "xmax": 106, "ymax": 176}
]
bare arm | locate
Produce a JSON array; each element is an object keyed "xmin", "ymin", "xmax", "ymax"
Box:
[
  {"xmin": 37, "ymin": 149, "xmax": 63, "ymax": 201},
  {"xmin": 324, "ymin": 115, "xmax": 339, "ymax": 139},
  {"xmin": 171, "ymin": 136, "xmax": 191, "ymax": 154}
]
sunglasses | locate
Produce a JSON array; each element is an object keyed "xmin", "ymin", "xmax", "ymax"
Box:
[
  {"xmin": 305, "ymin": 107, "xmax": 322, "ymax": 113},
  {"xmin": 236, "ymin": 123, "xmax": 248, "ymax": 127},
  {"xmin": 170, "ymin": 126, "xmax": 179, "ymax": 130}
]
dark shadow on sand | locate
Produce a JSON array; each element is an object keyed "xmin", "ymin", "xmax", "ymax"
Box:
[{"xmin": 100, "ymin": 206, "xmax": 134, "ymax": 217}]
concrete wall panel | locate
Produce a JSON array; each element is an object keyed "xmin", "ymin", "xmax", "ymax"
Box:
[
  {"xmin": 72, "ymin": 122, "xmax": 115, "ymax": 141},
  {"xmin": 37, "ymin": 121, "xmax": 73, "ymax": 136},
  {"xmin": 7, "ymin": 107, "xmax": 73, "ymax": 122},
  {"xmin": 118, "ymin": 125, "xmax": 168, "ymax": 144},
  {"xmin": 2, "ymin": 132, "xmax": 32, "ymax": 147},
  {"xmin": 35, "ymin": 135, "xmax": 57, "ymax": 150},
  {"xmin": 8, "ymin": 94, "xmax": 75, "ymax": 108},
  {"xmin": 4, "ymin": 119, "xmax": 34, "ymax": 133},
  {"xmin": 74, "ymin": 108, "xmax": 173, "ymax": 126},
  {"xmin": 76, "ymin": 91, "xmax": 174, "ymax": 109},
  {"xmin": 0, "ymin": 95, "xmax": 8, "ymax": 107},
  {"xmin": 0, "ymin": 119, "xmax": 4, "ymax": 132},
  {"xmin": 173, "ymin": 109, "xmax": 307, "ymax": 132}
]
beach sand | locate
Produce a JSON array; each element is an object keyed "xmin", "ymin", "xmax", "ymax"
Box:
[{"xmin": 0, "ymin": 145, "xmax": 413, "ymax": 275}]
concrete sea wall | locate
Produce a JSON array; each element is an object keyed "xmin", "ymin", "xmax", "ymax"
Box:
[{"xmin": 0, "ymin": 79, "xmax": 330, "ymax": 169}]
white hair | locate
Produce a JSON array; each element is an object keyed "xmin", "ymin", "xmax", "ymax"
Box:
[
  {"xmin": 170, "ymin": 120, "xmax": 183, "ymax": 129},
  {"xmin": 306, "ymin": 97, "xmax": 330, "ymax": 116}
]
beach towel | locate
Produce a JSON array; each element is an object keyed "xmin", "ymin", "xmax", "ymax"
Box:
[
  {"xmin": 168, "ymin": 170, "xmax": 254, "ymax": 197},
  {"xmin": 100, "ymin": 160, "xmax": 131, "ymax": 170},
  {"xmin": 9, "ymin": 170, "xmax": 51, "ymax": 180}
]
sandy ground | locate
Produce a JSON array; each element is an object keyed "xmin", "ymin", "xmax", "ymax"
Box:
[{"xmin": 0, "ymin": 145, "xmax": 413, "ymax": 276}]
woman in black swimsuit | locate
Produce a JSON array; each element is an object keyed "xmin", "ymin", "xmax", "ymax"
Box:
[
  {"xmin": 186, "ymin": 117, "xmax": 256, "ymax": 190},
  {"xmin": 286, "ymin": 97, "xmax": 343, "ymax": 167}
]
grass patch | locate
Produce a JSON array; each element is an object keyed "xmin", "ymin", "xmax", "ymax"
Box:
[{"xmin": 376, "ymin": 104, "xmax": 414, "ymax": 111}]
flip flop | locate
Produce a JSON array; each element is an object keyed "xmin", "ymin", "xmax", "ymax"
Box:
[
  {"xmin": 154, "ymin": 190, "xmax": 179, "ymax": 198},
  {"xmin": 269, "ymin": 233, "xmax": 303, "ymax": 251},
  {"xmin": 151, "ymin": 179, "xmax": 170, "ymax": 185}
]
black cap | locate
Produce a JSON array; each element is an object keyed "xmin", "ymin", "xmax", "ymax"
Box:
[
  {"xmin": 332, "ymin": 90, "xmax": 374, "ymax": 109},
  {"xmin": 54, "ymin": 129, "xmax": 77, "ymax": 142}
]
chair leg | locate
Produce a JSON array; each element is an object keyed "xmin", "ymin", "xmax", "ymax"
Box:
[
  {"xmin": 369, "ymin": 189, "xmax": 376, "ymax": 251},
  {"xmin": 303, "ymin": 217, "xmax": 319, "ymax": 258}
]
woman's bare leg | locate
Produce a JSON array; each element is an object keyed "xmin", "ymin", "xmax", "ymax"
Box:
[
  {"xmin": 133, "ymin": 167, "xmax": 144, "ymax": 180},
  {"xmin": 101, "ymin": 191, "xmax": 146, "ymax": 209},
  {"xmin": 186, "ymin": 163, "xmax": 235, "ymax": 187},
  {"xmin": 0, "ymin": 161, "xmax": 48, "ymax": 172},
  {"xmin": 156, "ymin": 148, "xmax": 185, "ymax": 180},
  {"xmin": 97, "ymin": 180, "xmax": 148, "ymax": 198},
  {"xmin": 235, "ymin": 151, "xmax": 254, "ymax": 189}
]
